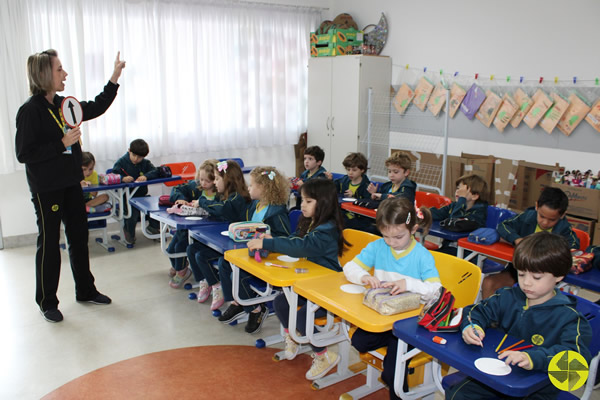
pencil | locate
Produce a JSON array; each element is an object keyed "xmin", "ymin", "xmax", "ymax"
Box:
[
  {"xmin": 498, "ymin": 339, "xmax": 525, "ymax": 354},
  {"xmin": 495, "ymin": 333, "xmax": 508, "ymax": 353},
  {"xmin": 121, "ymin": 168, "xmax": 130, "ymax": 176},
  {"xmin": 508, "ymin": 344, "xmax": 533, "ymax": 352},
  {"xmin": 467, "ymin": 315, "xmax": 483, "ymax": 347}
]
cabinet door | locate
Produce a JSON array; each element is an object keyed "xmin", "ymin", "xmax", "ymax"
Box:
[
  {"xmin": 330, "ymin": 57, "xmax": 361, "ymax": 173},
  {"xmin": 307, "ymin": 58, "xmax": 333, "ymax": 170}
]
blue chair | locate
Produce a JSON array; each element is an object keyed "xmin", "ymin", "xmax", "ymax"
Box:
[
  {"xmin": 289, "ymin": 209, "xmax": 302, "ymax": 233},
  {"xmin": 330, "ymin": 172, "xmax": 345, "ymax": 181},
  {"xmin": 442, "ymin": 294, "xmax": 600, "ymax": 400}
]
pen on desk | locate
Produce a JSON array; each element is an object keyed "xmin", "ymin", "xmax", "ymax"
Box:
[
  {"xmin": 498, "ymin": 339, "xmax": 525, "ymax": 354},
  {"xmin": 495, "ymin": 333, "xmax": 508, "ymax": 353},
  {"xmin": 507, "ymin": 344, "xmax": 533, "ymax": 352},
  {"xmin": 265, "ymin": 262, "xmax": 289, "ymax": 269},
  {"xmin": 468, "ymin": 315, "xmax": 483, "ymax": 347}
]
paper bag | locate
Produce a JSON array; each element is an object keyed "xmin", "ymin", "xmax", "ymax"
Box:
[
  {"xmin": 428, "ymin": 83, "xmax": 447, "ymax": 116},
  {"xmin": 557, "ymin": 93, "xmax": 591, "ymax": 136},
  {"xmin": 539, "ymin": 93, "xmax": 569, "ymax": 134},
  {"xmin": 476, "ymin": 90, "xmax": 502, "ymax": 128},
  {"xmin": 448, "ymin": 83, "xmax": 467, "ymax": 118},
  {"xmin": 584, "ymin": 99, "xmax": 600, "ymax": 133},
  {"xmin": 493, "ymin": 94, "xmax": 518, "ymax": 133},
  {"xmin": 412, "ymin": 77, "xmax": 435, "ymax": 111},
  {"xmin": 460, "ymin": 84, "xmax": 486, "ymax": 120},
  {"xmin": 523, "ymin": 89, "xmax": 553, "ymax": 129},
  {"xmin": 510, "ymin": 88, "xmax": 533, "ymax": 128},
  {"xmin": 393, "ymin": 83, "xmax": 415, "ymax": 115}
]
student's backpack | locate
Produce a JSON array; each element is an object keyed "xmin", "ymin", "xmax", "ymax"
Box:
[
  {"xmin": 439, "ymin": 217, "xmax": 479, "ymax": 232},
  {"xmin": 468, "ymin": 227, "xmax": 500, "ymax": 245},
  {"xmin": 417, "ymin": 287, "xmax": 463, "ymax": 332},
  {"xmin": 158, "ymin": 165, "xmax": 172, "ymax": 178}
]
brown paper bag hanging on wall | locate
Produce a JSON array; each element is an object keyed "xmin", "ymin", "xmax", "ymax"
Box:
[
  {"xmin": 393, "ymin": 83, "xmax": 415, "ymax": 115},
  {"xmin": 475, "ymin": 90, "xmax": 502, "ymax": 128},
  {"xmin": 510, "ymin": 88, "xmax": 533, "ymax": 129},
  {"xmin": 448, "ymin": 83, "xmax": 467, "ymax": 118},
  {"xmin": 557, "ymin": 93, "xmax": 591, "ymax": 136},
  {"xmin": 412, "ymin": 77, "xmax": 434, "ymax": 111},
  {"xmin": 584, "ymin": 100, "xmax": 600, "ymax": 133},
  {"xmin": 539, "ymin": 93, "xmax": 569, "ymax": 134},
  {"xmin": 523, "ymin": 89, "xmax": 553, "ymax": 129},
  {"xmin": 428, "ymin": 83, "xmax": 447, "ymax": 117},
  {"xmin": 493, "ymin": 94, "xmax": 518, "ymax": 133}
]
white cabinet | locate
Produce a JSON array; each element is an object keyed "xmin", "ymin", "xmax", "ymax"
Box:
[{"xmin": 307, "ymin": 55, "xmax": 391, "ymax": 173}]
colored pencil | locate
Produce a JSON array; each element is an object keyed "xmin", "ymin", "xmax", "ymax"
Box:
[
  {"xmin": 495, "ymin": 333, "xmax": 508, "ymax": 353},
  {"xmin": 498, "ymin": 339, "xmax": 525, "ymax": 354},
  {"xmin": 508, "ymin": 344, "xmax": 534, "ymax": 352},
  {"xmin": 467, "ymin": 316, "xmax": 483, "ymax": 347}
]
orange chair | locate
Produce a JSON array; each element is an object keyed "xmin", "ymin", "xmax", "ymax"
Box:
[
  {"xmin": 415, "ymin": 191, "xmax": 452, "ymax": 209},
  {"xmin": 573, "ymin": 228, "xmax": 590, "ymax": 250},
  {"xmin": 163, "ymin": 162, "xmax": 196, "ymax": 186}
]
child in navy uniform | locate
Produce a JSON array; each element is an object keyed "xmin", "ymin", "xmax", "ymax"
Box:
[
  {"xmin": 431, "ymin": 174, "xmax": 489, "ymax": 255},
  {"xmin": 296, "ymin": 146, "xmax": 328, "ymax": 187},
  {"xmin": 367, "ymin": 152, "xmax": 417, "ymax": 204},
  {"xmin": 112, "ymin": 138, "xmax": 160, "ymax": 244},
  {"xmin": 447, "ymin": 232, "xmax": 592, "ymax": 400},
  {"xmin": 482, "ymin": 187, "xmax": 579, "ymax": 299},
  {"xmin": 81, "ymin": 151, "xmax": 110, "ymax": 213}
]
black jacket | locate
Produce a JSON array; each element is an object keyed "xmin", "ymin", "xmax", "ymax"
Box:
[{"xmin": 16, "ymin": 81, "xmax": 119, "ymax": 193}]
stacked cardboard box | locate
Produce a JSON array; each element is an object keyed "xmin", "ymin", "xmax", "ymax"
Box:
[
  {"xmin": 310, "ymin": 28, "xmax": 363, "ymax": 57},
  {"xmin": 552, "ymin": 182, "xmax": 600, "ymax": 245}
]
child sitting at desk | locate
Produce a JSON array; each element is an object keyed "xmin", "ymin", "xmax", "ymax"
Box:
[
  {"xmin": 187, "ymin": 160, "xmax": 250, "ymax": 310},
  {"xmin": 112, "ymin": 138, "xmax": 160, "ymax": 244},
  {"xmin": 80, "ymin": 151, "xmax": 110, "ymax": 213},
  {"xmin": 367, "ymin": 152, "xmax": 417, "ymax": 204},
  {"xmin": 481, "ymin": 187, "xmax": 579, "ymax": 299},
  {"xmin": 447, "ymin": 232, "xmax": 592, "ymax": 400},
  {"xmin": 166, "ymin": 159, "xmax": 218, "ymax": 287},
  {"xmin": 430, "ymin": 174, "xmax": 489, "ymax": 256},
  {"xmin": 343, "ymin": 197, "xmax": 439, "ymax": 400},
  {"xmin": 247, "ymin": 178, "xmax": 349, "ymax": 381},
  {"xmin": 217, "ymin": 166, "xmax": 291, "ymax": 334},
  {"xmin": 296, "ymin": 145, "xmax": 328, "ymax": 187}
]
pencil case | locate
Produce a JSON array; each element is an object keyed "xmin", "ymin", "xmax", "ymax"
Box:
[
  {"xmin": 166, "ymin": 204, "xmax": 209, "ymax": 217},
  {"xmin": 98, "ymin": 173, "xmax": 121, "ymax": 185},
  {"xmin": 362, "ymin": 287, "xmax": 421, "ymax": 316},
  {"xmin": 571, "ymin": 249, "xmax": 594, "ymax": 274},
  {"xmin": 228, "ymin": 222, "xmax": 270, "ymax": 242}
]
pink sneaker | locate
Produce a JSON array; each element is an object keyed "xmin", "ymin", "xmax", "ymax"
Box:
[
  {"xmin": 169, "ymin": 268, "xmax": 192, "ymax": 289},
  {"xmin": 197, "ymin": 280, "xmax": 211, "ymax": 303},
  {"xmin": 168, "ymin": 267, "xmax": 176, "ymax": 278},
  {"xmin": 210, "ymin": 285, "xmax": 224, "ymax": 310}
]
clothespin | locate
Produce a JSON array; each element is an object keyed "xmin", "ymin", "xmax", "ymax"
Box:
[
  {"xmin": 423, "ymin": 67, "xmax": 427, "ymax": 73},
  {"xmin": 475, "ymin": 73, "xmax": 479, "ymax": 80},
  {"xmin": 454, "ymin": 71, "xmax": 459, "ymax": 77},
  {"xmin": 554, "ymin": 76, "xmax": 559, "ymax": 84},
  {"xmin": 405, "ymin": 64, "xmax": 409, "ymax": 70},
  {"xmin": 596, "ymin": 78, "xmax": 599, "ymax": 86},
  {"xmin": 539, "ymin": 77, "xmax": 544, "ymax": 84},
  {"xmin": 490, "ymin": 74, "xmax": 495, "ymax": 81},
  {"xmin": 519, "ymin": 76, "xmax": 524, "ymax": 83},
  {"xmin": 439, "ymin": 69, "xmax": 443, "ymax": 76},
  {"xmin": 573, "ymin": 77, "xmax": 577, "ymax": 84}
]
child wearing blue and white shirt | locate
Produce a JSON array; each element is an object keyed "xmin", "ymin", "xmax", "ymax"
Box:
[{"xmin": 344, "ymin": 197, "xmax": 440, "ymax": 400}]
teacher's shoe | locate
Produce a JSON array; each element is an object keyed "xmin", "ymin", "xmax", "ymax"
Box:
[
  {"xmin": 77, "ymin": 293, "xmax": 112, "ymax": 305},
  {"xmin": 40, "ymin": 308, "xmax": 63, "ymax": 323},
  {"xmin": 305, "ymin": 350, "xmax": 339, "ymax": 380}
]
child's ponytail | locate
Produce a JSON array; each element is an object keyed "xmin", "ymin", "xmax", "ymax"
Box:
[
  {"xmin": 416, "ymin": 205, "xmax": 432, "ymax": 236},
  {"xmin": 376, "ymin": 197, "xmax": 432, "ymax": 235}
]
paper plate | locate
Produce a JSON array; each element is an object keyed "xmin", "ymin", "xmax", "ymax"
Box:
[
  {"xmin": 474, "ymin": 357, "xmax": 511, "ymax": 376},
  {"xmin": 185, "ymin": 216, "xmax": 203, "ymax": 220},
  {"xmin": 277, "ymin": 255, "xmax": 299, "ymax": 263},
  {"xmin": 340, "ymin": 284, "xmax": 365, "ymax": 294},
  {"xmin": 221, "ymin": 231, "xmax": 229, "ymax": 236},
  {"xmin": 342, "ymin": 197, "xmax": 356, "ymax": 202}
]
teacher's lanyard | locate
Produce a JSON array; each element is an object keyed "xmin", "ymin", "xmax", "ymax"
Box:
[{"xmin": 48, "ymin": 108, "xmax": 67, "ymax": 133}]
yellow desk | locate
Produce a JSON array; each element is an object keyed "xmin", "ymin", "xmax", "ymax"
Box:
[
  {"xmin": 293, "ymin": 272, "xmax": 423, "ymax": 394},
  {"xmin": 224, "ymin": 248, "xmax": 337, "ymax": 351}
]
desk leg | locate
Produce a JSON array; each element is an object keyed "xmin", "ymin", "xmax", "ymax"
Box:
[
  {"xmin": 139, "ymin": 211, "xmax": 160, "ymax": 239},
  {"xmin": 456, "ymin": 246, "xmax": 464, "ymax": 259},
  {"xmin": 392, "ymin": 340, "xmax": 438, "ymax": 400}
]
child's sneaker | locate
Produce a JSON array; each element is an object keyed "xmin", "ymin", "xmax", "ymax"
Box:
[
  {"xmin": 210, "ymin": 285, "xmax": 224, "ymax": 310},
  {"xmin": 168, "ymin": 267, "xmax": 176, "ymax": 278},
  {"xmin": 169, "ymin": 268, "xmax": 192, "ymax": 289},
  {"xmin": 196, "ymin": 280, "xmax": 211, "ymax": 303},
  {"xmin": 245, "ymin": 304, "xmax": 267, "ymax": 334},
  {"xmin": 305, "ymin": 350, "xmax": 339, "ymax": 380},
  {"xmin": 218, "ymin": 303, "xmax": 245, "ymax": 324},
  {"xmin": 123, "ymin": 230, "xmax": 136, "ymax": 245},
  {"xmin": 284, "ymin": 333, "xmax": 299, "ymax": 360}
]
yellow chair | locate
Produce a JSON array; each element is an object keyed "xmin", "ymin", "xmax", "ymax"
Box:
[
  {"xmin": 349, "ymin": 252, "xmax": 482, "ymax": 399},
  {"xmin": 339, "ymin": 229, "xmax": 381, "ymax": 266}
]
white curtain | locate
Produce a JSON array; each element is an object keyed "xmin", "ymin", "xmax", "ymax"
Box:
[{"xmin": 0, "ymin": 0, "xmax": 321, "ymax": 173}]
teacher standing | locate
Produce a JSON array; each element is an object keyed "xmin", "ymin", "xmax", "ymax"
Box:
[{"xmin": 15, "ymin": 49, "xmax": 126, "ymax": 323}]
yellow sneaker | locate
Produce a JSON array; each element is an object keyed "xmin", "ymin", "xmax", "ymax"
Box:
[
  {"xmin": 284, "ymin": 333, "xmax": 299, "ymax": 360},
  {"xmin": 305, "ymin": 350, "xmax": 339, "ymax": 380}
]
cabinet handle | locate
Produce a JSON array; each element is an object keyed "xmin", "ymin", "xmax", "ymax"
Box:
[
  {"xmin": 326, "ymin": 117, "xmax": 330, "ymax": 131},
  {"xmin": 331, "ymin": 117, "xmax": 335, "ymax": 133}
]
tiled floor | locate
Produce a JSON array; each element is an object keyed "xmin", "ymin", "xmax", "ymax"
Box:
[{"xmin": 1, "ymin": 228, "xmax": 598, "ymax": 399}]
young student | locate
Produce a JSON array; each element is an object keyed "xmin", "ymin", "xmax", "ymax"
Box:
[
  {"xmin": 247, "ymin": 178, "xmax": 348, "ymax": 380},
  {"xmin": 344, "ymin": 197, "xmax": 438, "ymax": 400},
  {"xmin": 166, "ymin": 159, "xmax": 218, "ymax": 287},
  {"xmin": 367, "ymin": 152, "xmax": 417, "ymax": 204},
  {"xmin": 446, "ymin": 232, "xmax": 592, "ymax": 400},
  {"xmin": 186, "ymin": 160, "xmax": 250, "ymax": 310},
  {"xmin": 112, "ymin": 138, "xmax": 160, "ymax": 244},
  {"xmin": 481, "ymin": 187, "xmax": 579, "ymax": 299},
  {"xmin": 80, "ymin": 151, "xmax": 110, "ymax": 213},
  {"xmin": 296, "ymin": 145, "xmax": 327, "ymax": 187},
  {"xmin": 430, "ymin": 174, "xmax": 489, "ymax": 255},
  {"xmin": 217, "ymin": 166, "xmax": 292, "ymax": 334}
]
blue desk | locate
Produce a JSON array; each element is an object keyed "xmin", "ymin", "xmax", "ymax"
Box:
[
  {"xmin": 83, "ymin": 182, "xmax": 129, "ymax": 220},
  {"xmin": 391, "ymin": 317, "xmax": 549, "ymax": 398},
  {"xmin": 188, "ymin": 223, "xmax": 247, "ymax": 253},
  {"xmin": 427, "ymin": 221, "xmax": 470, "ymax": 241},
  {"xmin": 129, "ymin": 196, "xmax": 167, "ymax": 239},
  {"xmin": 150, "ymin": 210, "xmax": 223, "ymax": 258},
  {"xmin": 564, "ymin": 268, "xmax": 600, "ymax": 293}
]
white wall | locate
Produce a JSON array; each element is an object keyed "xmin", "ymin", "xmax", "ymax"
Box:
[{"xmin": 328, "ymin": 0, "xmax": 600, "ymax": 168}]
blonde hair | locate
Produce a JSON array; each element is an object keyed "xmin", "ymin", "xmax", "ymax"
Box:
[
  {"xmin": 27, "ymin": 49, "xmax": 57, "ymax": 96},
  {"xmin": 249, "ymin": 166, "xmax": 290, "ymax": 205},
  {"xmin": 196, "ymin": 159, "xmax": 218, "ymax": 192},
  {"xmin": 385, "ymin": 152, "xmax": 412, "ymax": 171}
]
